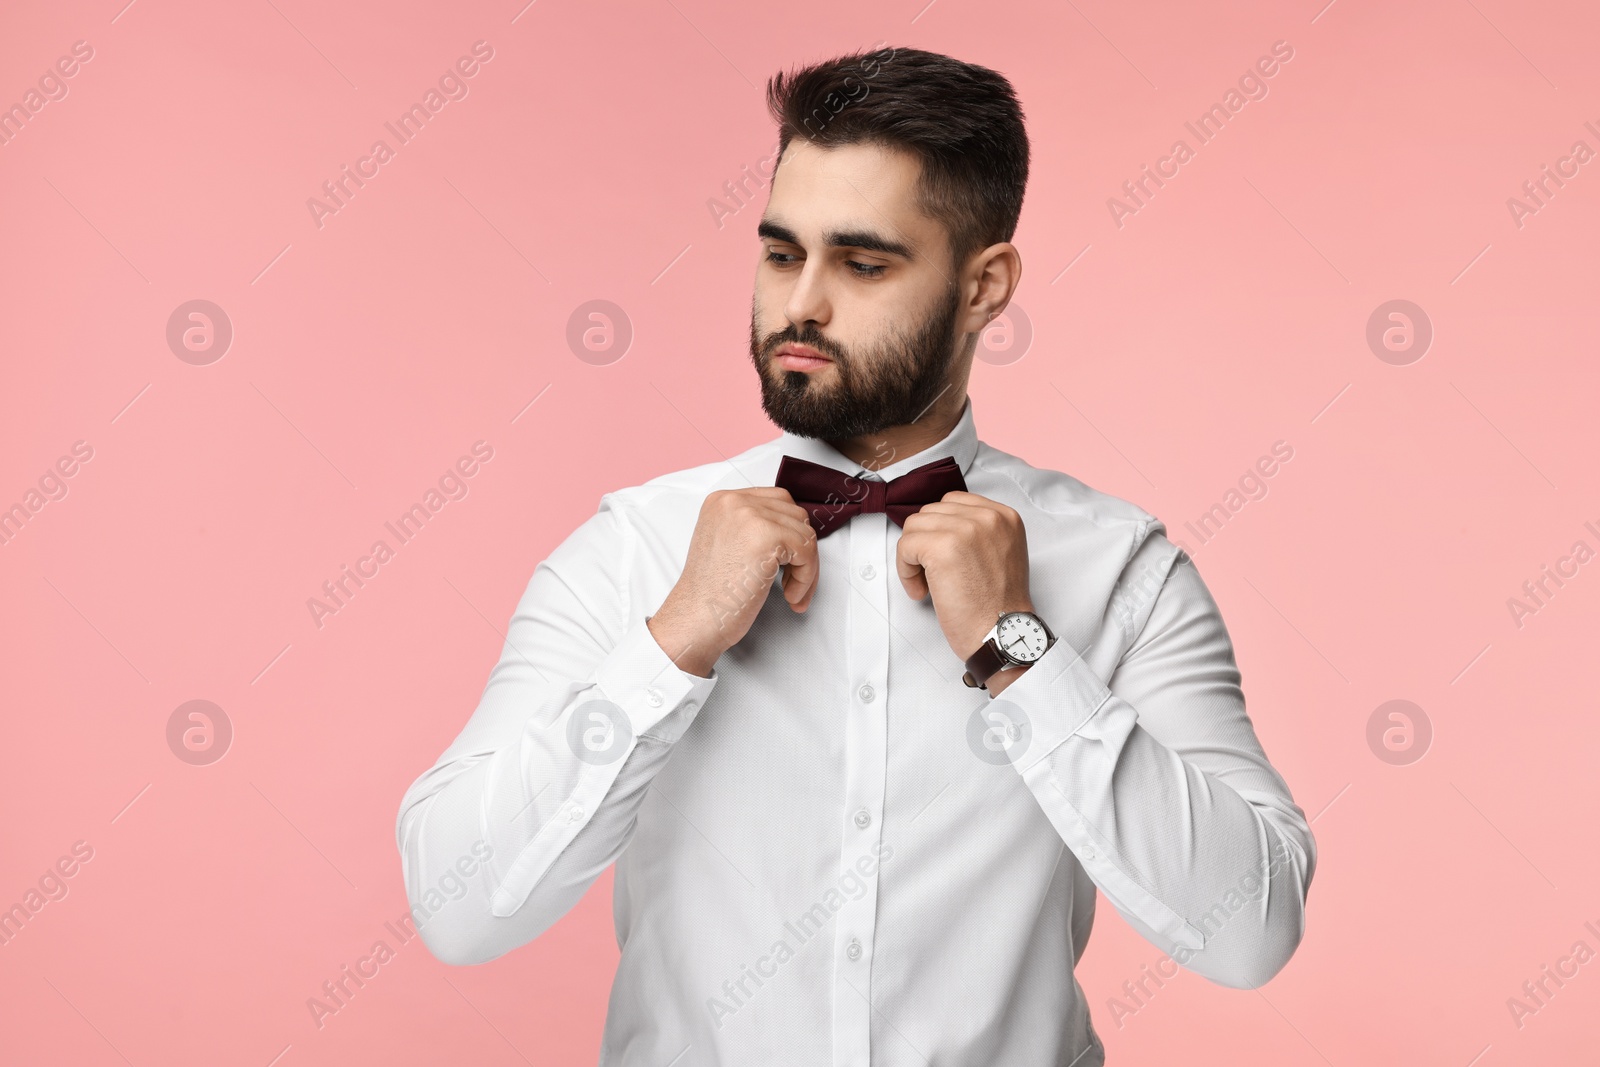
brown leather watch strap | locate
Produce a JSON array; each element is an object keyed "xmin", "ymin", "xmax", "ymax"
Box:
[{"xmin": 961, "ymin": 638, "xmax": 1008, "ymax": 690}]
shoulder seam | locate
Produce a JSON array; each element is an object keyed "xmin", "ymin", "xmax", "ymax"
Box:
[
  {"xmin": 973, "ymin": 449, "xmax": 1159, "ymax": 529},
  {"xmin": 1120, "ymin": 536, "xmax": 1190, "ymax": 664},
  {"xmin": 600, "ymin": 491, "xmax": 637, "ymax": 630}
]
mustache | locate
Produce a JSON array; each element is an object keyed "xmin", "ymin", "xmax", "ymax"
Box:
[{"xmin": 762, "ymin": 328, "xmax": 847, "ymax": 363}]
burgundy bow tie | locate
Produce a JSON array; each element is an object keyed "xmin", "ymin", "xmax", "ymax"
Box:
[{"xmin": 774, "ymin": 454, "xmax": 968, "ymax": 538}]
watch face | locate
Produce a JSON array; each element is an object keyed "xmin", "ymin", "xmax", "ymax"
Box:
[{"xmin": 996, "ymin": 613, "xmax": 1050, "ymax": 664}]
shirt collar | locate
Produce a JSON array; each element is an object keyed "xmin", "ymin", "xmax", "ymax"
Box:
[{"xmin": 774, "ymin": 394, "xmax": 979, "ymax": 482}]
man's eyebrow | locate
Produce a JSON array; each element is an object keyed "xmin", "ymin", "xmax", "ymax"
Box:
[{"xmin": 757, "ymin": 219, "xmax": 914, "ymax": 259}]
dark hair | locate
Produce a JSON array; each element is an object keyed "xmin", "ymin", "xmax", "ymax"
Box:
[{"xmin": 764, "ymin": 46, "xmax": 1030, "ymax": 272}]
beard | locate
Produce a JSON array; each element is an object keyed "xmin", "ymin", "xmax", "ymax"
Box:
[{"xmin": 749, "ymin": 281, "xmax": 963, "ymax": 441}]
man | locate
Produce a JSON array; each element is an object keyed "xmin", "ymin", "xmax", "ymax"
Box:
[{"xmin": 396, "ymin": 45, "xmax": 1315, "ymax": 1065}]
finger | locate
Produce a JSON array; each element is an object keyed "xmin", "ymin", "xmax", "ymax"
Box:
[
  {"xmin": 895, "ymin": 529, "xmax": 930, "ymax": 600},
  {"xmin": 933, "ymin": 490, "xmax": 996, "ymax": 506},
  {"xmin": 907, "ymin": 501, "xmax": 1019, "ymax": 544},
  {"xmin": 789, "ymin": 565, "xmax": 818, "ymax": 612},
  {"xmin": 782, "ymin": 550, "xmax": 819, "ymax": 611},
  {"xmin": 767, "ymin": 485, "xmax": 863, "ymax": 520},
  {"xmin": 747, "ymin": 485, "xmax": 815, "ymax": 500},
  {"xmin": 772, "ymin": 519, "xmax": 820, "ymax": 611},
  {"xmin": 910, "ymin": 496, "xmax": 1005, "ymax": 519},
  {"xmin": 897, "ymin": 508, "xmax": 987, "ymax": 538},
  {"xmin": 748, "ymin": 493, "xmax": 823, "ymax": 532}
]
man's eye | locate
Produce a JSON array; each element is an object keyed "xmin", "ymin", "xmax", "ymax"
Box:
[{"xmin": 764, "ymin": 251, "xmax": 884, "ymax": 278}]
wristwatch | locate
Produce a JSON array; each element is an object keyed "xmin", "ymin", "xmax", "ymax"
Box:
[{"xmin": 962, "ymin": 610, "xmax": 1056, "ymax": 690}]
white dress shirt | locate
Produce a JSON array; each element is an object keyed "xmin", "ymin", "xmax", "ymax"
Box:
[{"xmin": 395, "ymin": 395, "xmax": 1316, "ymax": 1066}]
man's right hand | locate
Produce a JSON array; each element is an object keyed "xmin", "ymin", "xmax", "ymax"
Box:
[{"xmin": 646, "ymin": 487, "xmax": 819, "ymax": 678}]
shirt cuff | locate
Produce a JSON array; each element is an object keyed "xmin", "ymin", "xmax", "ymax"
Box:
[
  {"xmin": 995, "ymin": 633, "xmax": 1117, "ymax": 774},
  {"xmin": 594, "ymin": 614, "xmax": 718, "ymax": 744}
]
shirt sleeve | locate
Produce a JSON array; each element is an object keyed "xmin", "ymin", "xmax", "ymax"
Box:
[
  {"xmin": 996, "ymin": 541, "xmax": 1316, "ymax": 989},
  {"xmin": 394, "ymin": 494, "xmax": 718, "ymax": 966}
]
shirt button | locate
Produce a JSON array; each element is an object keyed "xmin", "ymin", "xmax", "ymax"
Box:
[
  {"xmin": 854, "ymin": 809, "xmax": 871, "ymax": 829},
  {"xmin": 859, "ymin": 562, "xmax": 876, "ymax": 580},
  {"xmin": 567, "ymin": 804, "xmax": 584, "ymax": 823},
  {"xmin": 858, "ymin": 684, "xmax": 875, "ymax": 704},
  {"xmin": 1081, "ymin": 843, "xmax": 1097, "ymax": 860},
  {"xmin": 683, "ymin": 700, "xmax": 699, "ymax": 714},
  {"xmin": 646, "ymin": 688, "xmax": 663, "ymax": 708},
  {"xmin": 846, "ymin": 938, "xmax": 862, "ymax": 961}
]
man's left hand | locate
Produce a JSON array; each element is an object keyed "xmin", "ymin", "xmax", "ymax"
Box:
[{"xmin": 895, "ymin": 491, "xmax": 1035, "ymax": 674}]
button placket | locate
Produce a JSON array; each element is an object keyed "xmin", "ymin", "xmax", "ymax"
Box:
[{"xmin": 835, "ymin": 511, "xmax": 889, "ymax": 1065}]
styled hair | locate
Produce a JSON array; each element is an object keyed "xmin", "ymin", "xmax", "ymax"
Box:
[{"xmin": 764, "ymin": 45, "xmax": 1030, "ymax": 271}]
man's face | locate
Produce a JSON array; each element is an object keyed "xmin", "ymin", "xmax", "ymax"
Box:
[{"xmin": 750, "ymin": 139, "xmax": 964, "ymax": 441}]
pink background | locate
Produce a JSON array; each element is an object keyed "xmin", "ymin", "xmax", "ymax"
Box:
[{"xmin": 3, "ymin": 0, "xmax": 1597, "ymax": 1063}]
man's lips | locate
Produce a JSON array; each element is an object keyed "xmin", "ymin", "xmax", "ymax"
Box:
[{"xmin": 774, "ymin": 344, "xmax": 833, "ymax": 371}]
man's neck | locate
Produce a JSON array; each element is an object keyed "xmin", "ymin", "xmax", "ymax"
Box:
[{"xmin": 827, "ymin": 385, "xmax": 968, "ymax": 472}]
